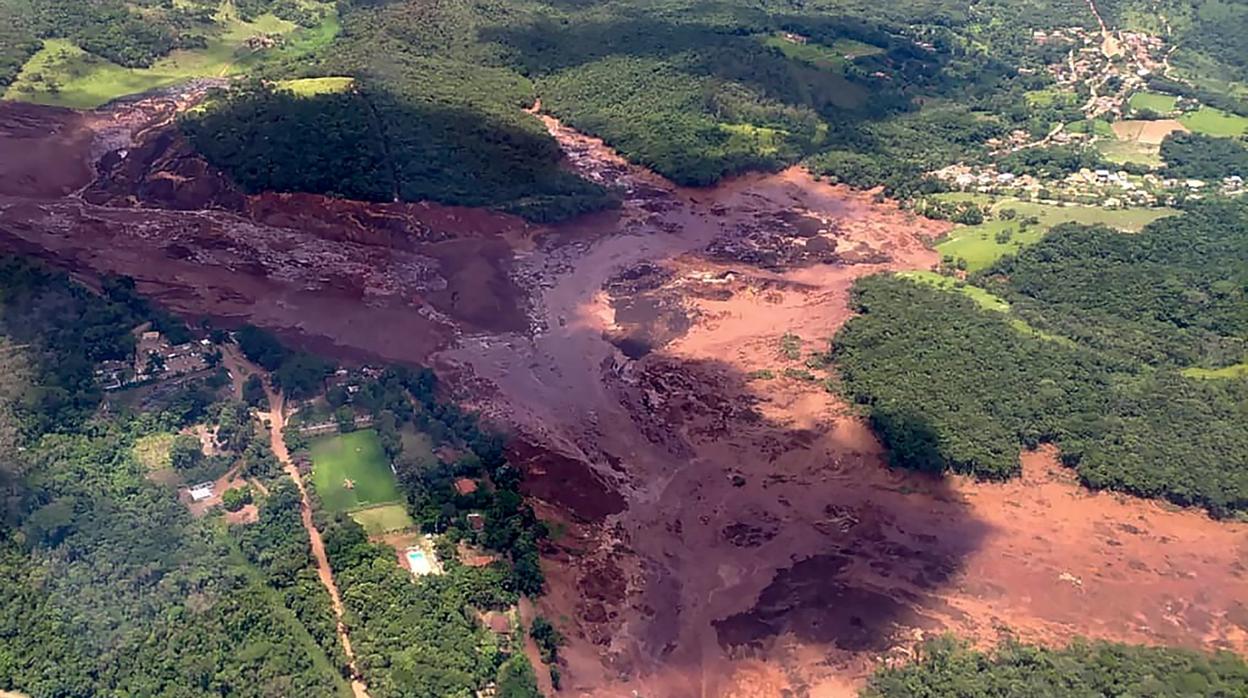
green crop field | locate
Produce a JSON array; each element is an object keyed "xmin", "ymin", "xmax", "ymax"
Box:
[
  {"xmin": 1179, "ymin": 106, "xmax": 1248, "ymax": 137},
  {"xmin": 935, "ymin": 200, "xmax": 1178, "ymax": 271},
  {"xmin": 310, "ymin": 429, "xmax": 402, "ymax": 513},
  {"xmin": 350, "ymin": 503, "xmax": 415, "ymax": 535},
  {"xmin": 1128, "ymin": 91, "xmax": 1178, "ymax": 114}
]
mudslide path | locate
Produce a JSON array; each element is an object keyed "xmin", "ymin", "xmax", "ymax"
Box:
[{"xmin": 225, "ymin": 347, "xmax": 371, "ymax": 698}]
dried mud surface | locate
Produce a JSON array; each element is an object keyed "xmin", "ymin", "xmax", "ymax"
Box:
[{"xmin": 0, "ymin": 93, "xmax": 1245, "ymax": 698}]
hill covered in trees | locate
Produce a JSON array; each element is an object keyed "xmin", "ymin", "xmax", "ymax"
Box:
[
  {"xmin": 182, "ymin": 80, "xmax": 615, "ymax": 222},
  {"xmin": 832, "ymin": 201, "xmax": 1248, "ymax": 516}
]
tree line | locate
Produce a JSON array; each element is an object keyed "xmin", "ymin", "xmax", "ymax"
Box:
[{"xmin": 832, "ymin": 202, "xmax": 1248, "ymax": 516}]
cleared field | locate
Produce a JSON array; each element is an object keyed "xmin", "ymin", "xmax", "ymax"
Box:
[
  {"xmin": 935, "ymin": 200, "xmax": 1177, "ymax": 271},
  {"xmin": 762, "ymin": 33, "xmax": 882, "ymax": 69},
  {"xmin": 1128, "ymin": 91, "xmax": 1177, "ymax": 114},
  {"xmin": 278, "ymin": 76, "xmax": 354, "ymax": 96},
  {"xmin": 1111, "ymin": 119, "xmax": 1189, "ymax": 145},
  {"xmin": 399, "ymin": 426, "xmax": 435, "ymax": 465},
  {"xmin": 350, "ymin": 503, "xmax": 415, "ymax": 535},
  {"xmin": 3, "ymin": 6, "xmax": 338, "ymax": 109},
  {"xmin": 897, "ymin": 271, "xmax": 1009, "ymax": 311},
  {"xmin": 133, "ymin": 433, "xmax": 176, "ymax": 470},
  {"xmin": 1182, "ymin": 361, "xmax": 1248, "ymax": 380},
  {"xmin": 1179, "ymin": 106, "xmax": 1248, "ymax": 137},
  {"xmin": 310, "ymin": 429, "xmax": 402, "ymax": 513},
  {"xmin": 1097, "ymin": 138, "xmax": 1162, "ymax": 167}
]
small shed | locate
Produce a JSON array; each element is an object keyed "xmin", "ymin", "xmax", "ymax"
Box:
[{"xmin": 189, "ymin": 482, "xmax": 215, "ymax": 502}]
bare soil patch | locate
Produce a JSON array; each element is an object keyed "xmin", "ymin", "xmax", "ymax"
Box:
[{"xmin": 1112, "ymin": 118, "xmax": 1189, "ymax": 144}]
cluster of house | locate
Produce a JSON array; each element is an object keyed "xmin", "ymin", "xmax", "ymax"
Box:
[
  {"xmin": 94, "ymin": 329, "xmax": 214, "ymax": 390},
  {"xmin": 1033, "ymin": 26, "xmax": 1166, "ymax": 119},
  {"xmin": 931, "ymin": 164, "xmax": 1245, "ymax": 207}
]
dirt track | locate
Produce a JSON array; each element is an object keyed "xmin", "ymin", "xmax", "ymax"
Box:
[
  {"xmin": 0, "ymin": 96, "xmax": 1245, "ymax": 698},
  {"xmin": 226, "ymin": 347, "xmax": 371, "ymax": 698}
]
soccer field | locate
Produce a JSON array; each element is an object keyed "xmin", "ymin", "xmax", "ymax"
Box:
[{"xmin": 310, "ymin": 430, "xmax": 403, "ymax": 513}]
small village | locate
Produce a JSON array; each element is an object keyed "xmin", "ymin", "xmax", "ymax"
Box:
[
  {"xmin": 93, "ymin": 326, "xmax": 218, "ymax": 390},
  {"xmin": 931, "ymin": 162, "xmax": 1245, "ymax": 208}
]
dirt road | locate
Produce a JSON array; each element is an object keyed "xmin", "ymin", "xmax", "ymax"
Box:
[{"xmin": 226, "ymin": 347, "xmax": 371, "ymax": 698}]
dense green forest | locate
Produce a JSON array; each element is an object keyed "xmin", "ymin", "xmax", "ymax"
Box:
[
  {"xmin": 0, "ymin": 261, "xmax": 352, "ymax": 696},
  {"xmin": 0, "ymin": 260, "xmax": 545, "ymax": 698},
  {"xmin": 832, "ymin": 202, "xmax": 1248, "ymax": 516},
  {"xmin": 1161, "ymin": 132, "xmax": 1248, "ymax": 181},
  {"xmin": 183, "ymin": 80, "xmax": 614, "ymax": 221},
  {"xmin": 864, "ymin": 636, "xmax": 1248, "ymax": 697}
]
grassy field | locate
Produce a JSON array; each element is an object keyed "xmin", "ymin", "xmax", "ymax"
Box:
[
  {"xmin": 134, "ymin": 433, "xmax": 176, "ymax": 470},
  {"xmin": 399, "ymin": 426, "xmax": 435, "ymax": 465},
  {"xmin": 1182, "ymin": 361, "xmax": 1248, "ymax": 379},
  {"xmin": 1128, "ymin": 91, "xmax": 1178, "ymax": 114},
  {"xmin": 3, "ymin": 4, "xmax": 338, "ymax": 109},
  {"xmin": 761, "ymin": 33, "xmax": 882, "ymax": 70},
  {"xmin": 935, "ymin": 200, "xmax": 1177, "ymax": 271},
  {"xmin": 1065, "ymin": 119, "xmax": 1115, "ymax": 137},
  {"xmin": 897, "ymin": 271, "xmax": 1009, "ymax": 311},
  {"xmin": 1179, "ymin": 106, "xmax": 1248, "ymax": 137},
  {"xmin": 310, "ymin": 429, "xmax": 402, "ymax": 513},
  {"xmin": 1097, "ymin": 138, "xmax": 1163, "ymax": 167},
  {"xmin": 350, "ymin": 503, "xmax": 415, "ymax": 535},
  {"xmin": 278, "ymin": 76, "xmax": 354, "ymax": 96}
]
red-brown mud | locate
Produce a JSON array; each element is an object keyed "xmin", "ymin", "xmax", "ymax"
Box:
[{"xmin": 0, "ymin": 93, "xmax": 1244, "ymax": 698}]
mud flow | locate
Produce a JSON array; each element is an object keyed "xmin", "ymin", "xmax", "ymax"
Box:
[{"xmin": 1, "ymin": 93, "xmax": 1245, "ymax": 698}]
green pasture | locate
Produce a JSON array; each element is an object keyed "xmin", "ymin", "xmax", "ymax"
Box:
[
  {"xmin": 310, "ymin": 429, "xmax": 402, "ymax": 513},
  {"xmin": 897, "ymin": 271, "xmax": 1009, "ymax": 311},
  {"xmin": 1065, "ymin": 119, "xmax": 1115, "ymax": 137},
  {"xmin": 1128, "ymin": 91, "xmax": 1177, "ymax": 114},
  {"xmin": 935, "ymin": 200, "xmax": 1177, "ymax": 271},
  {"xmin": 1097, "ymin": 138, "xmax": 1162, "ymax": 167},
  {"xmin": 350, "ymin": 503, "xmax": 415, "ymax": 535},
  {"xmin": 3, "ymin": 4, "xmax": 338, "ymax": 109},
  {"xmin": 1179, "ymin": 106, "xmax": 1248, "ymax": 137},
  {"xmin": 278, "ymin": 76, "xmax": 354, "ymax": 96},
  {"xmin": 761, "ymin": 33, "xmax": 882, "ymax": 70},
  {"xmin": 1182, "ymin": 361, "xmax": 1248, "ymax": 380}
]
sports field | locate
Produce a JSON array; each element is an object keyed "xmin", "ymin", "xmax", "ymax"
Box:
[{"xmin": 310, "ymin": 429, "xmax": 403, "ymax": 513}]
